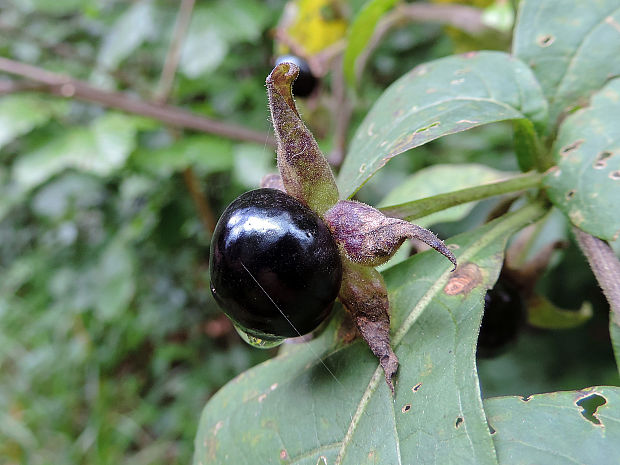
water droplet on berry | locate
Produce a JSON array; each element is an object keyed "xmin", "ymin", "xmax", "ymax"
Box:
[{"xmin": 233, "ymin": 323, "xmax": 284, "ymax": 349}]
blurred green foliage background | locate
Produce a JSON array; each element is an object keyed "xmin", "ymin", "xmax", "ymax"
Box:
[{"xmin": 0, "ymin": 0, "xmax": 617, "ymax": 464}]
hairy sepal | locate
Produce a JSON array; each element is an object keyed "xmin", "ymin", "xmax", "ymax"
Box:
[
  {"xmin": 325, "ymin": 200, "xmax": 457, "ymax": 269},
  {"xmin": 339, "ymin": 258, "xmax": 399, "ymax": 392},
  {"xmin": 266, "ymin": 63, "xmax": 339, "ymax": 216}
]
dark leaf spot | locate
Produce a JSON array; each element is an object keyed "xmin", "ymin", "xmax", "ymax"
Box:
[
  {"xmin": 576, "ymin": 393, "xmax": 606, "ymax": 425},
  {"xmin": 488, "ymin": 421, "xmax": 496, "ymax": 435},
  {"xmin": 537, "ymin": 34, "xmax": 555, "ymax": 47},
  {"xmin": 455, "ymin": 416, "xmax": 464, "ymax": 428},
  {"xmin": 594, "ymin": 151, "xmax": 612, "ymax": 169},
  {"xmin": 402, "ymin": 404, "xmax": 412, "ymax": 413},
  {"xmin": 566, "ymin": 189, "xmax": 576, "ymax": 200},
  {"xmin": 444, "ymin": 263, "xmax": 483, "ymax": 295},
  {"xmin": 610, "ymin": 170, "xmax": 620, "ymax": 180},
  {"xmin": 280, "ymin": 449, "xmax": 288, "ymax": 460},
  {"xmin": 521, "ymin": 394, "xmax": 532, "ymax": 402},
  {"xmin": 560, "ymin": 139, "xmax": 584, "ymax": 156}
]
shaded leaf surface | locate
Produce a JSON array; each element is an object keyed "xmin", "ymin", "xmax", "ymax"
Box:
[
  {"xmin": 338, "ymin": 52, "xmax": 547, "ymax": 198},
  {"xmin": 544, "ymin": 78, "xmax": 620, "ymax": 241},
  {"xmin": 13, "ymin": 113, "xmax": 142, "ymax": 191},
  {"xmin": 513, "ymin": 0, "xmax": 620, "ymax": 127},
  {"xmin": 0, "ymin": 94, "xmax": 66, "ymax": 150},
  {"xmin": 131, "ymin": 135, "xmax": 233, "ymax": 176},
  {"xmin": 180, "ymin": 0, "xmax": 269, "ymax": 77},
  {"xmin": 485, "ymin": 386, "xmax": 620, "ymax": 465},
  {"xmin": 97, "ymin": 1, "xmax": 158, "ymax": 70},
  {"xmin": 193, "ymin": 203, "xmax": 546, "ymax": 465},
  {"xmin": 379, "ymin": 164, "xmax": 513, "ymax": 227}
]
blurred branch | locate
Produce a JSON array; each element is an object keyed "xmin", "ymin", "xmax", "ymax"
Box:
[
  {"xmin": 0, "ymin": 19, "xmax": 140, "ymax": 90},
  {"xmin": 397, "ymin": 3, "xmax": 489, "ymax": 34},
  {"xmin": 328, "ymin": 58, "xmax": 352, "ymax": 168},
  {"xmin": 574, "ymin": 228, "xmax": 620, "ymax": 325},
  {"xmin": 0, "ymin": 56, "xmax": 276, "ymax": 147},
  {"xmin": 357, "ymin": 3, "xmax": 491, "ymax": 84},
  {"xmin": 183, "ymin": 167, "xmax": 217, "ymax": 233},
  {"xmin": 154, "ymin": 0, "xmax": 195, "ymax": 103},
  {"xmin": 154, "ymin": 0, "xmax": 216, "ymax": 236}
]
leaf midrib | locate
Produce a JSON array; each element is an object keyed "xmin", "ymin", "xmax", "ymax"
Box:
[{"xmin": 334, "ymin": 202, "xmax": 546, "ymax": 464}]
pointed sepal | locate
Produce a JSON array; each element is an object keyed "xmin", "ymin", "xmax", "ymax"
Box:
[
  {"xmin": 266, "ymin": 63, "xmax": 339, "ymax": 215},
  {"xmin": 324, "ymin": 200, "xmax": 457, "ymax": 269},
  {"xmin": 339, "ymin": 258, "xmax": 399, "ymax": 393}
]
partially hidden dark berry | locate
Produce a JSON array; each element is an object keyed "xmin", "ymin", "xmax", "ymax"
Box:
[
  {"xmin": 275, "ymin": 55, "xmax": 318, "ymax": 98},
  {"xmin": 477, "ymin": 279, "xmax": 525, "ymax": 358},
  {"xmin": 210, "ymin": 188, "xmax": 342, "ymax": 342}
]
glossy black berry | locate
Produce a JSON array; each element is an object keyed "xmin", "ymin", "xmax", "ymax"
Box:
[
  {"xmin": 275, "ymin": 55, "xmax": 318, "ymax": 97},
  {"xmin": 210, "ymin": 188, "xmax": 342, "ymax": 342},
  {"xmin": 477, "ymin": 279, "xmax": 525, "ymax": 358}
]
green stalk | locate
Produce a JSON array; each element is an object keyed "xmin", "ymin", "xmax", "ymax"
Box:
[{"xmin": 380, "ymin": 170, "xmax": 543, "ymax": 221}]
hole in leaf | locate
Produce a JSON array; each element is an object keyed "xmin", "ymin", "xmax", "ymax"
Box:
[
  {"xmin": 521, "ymin": 395, "xmax": 532, "ymax": 402},
  {"xmin": 402, "ymin": 404, "xmax": 412, "ymax": 413},
  {"xmin": 594, "ymin": 151, "xmax": 612, "ymax": 169},
  {"xmin": 560, "ymin": 139, "xmax": 584, "ymax": 156},
  {"xmin": 537, "ymin": 34, "xmax": 555, "ymax": 47},
  {"xmin": 455, "ymin": 417, "xmax": 464, "ymax": 428},
  {"xmin": 412, "ymin": 382, "xmax": 422, "ymax": 392},
  {"xmin": 316, "ymin": 456, "xmax": 328, "ymax": 465},
  {"xmin": 416, "ymin": 121, "xmax": 440, "ymax": 133},
  {"xmin": 566, "ymin": 189, "xmax": 576, "ymax": 200},
  {"xmin": 488, "ymin": 421, "xmax": 496, "ymax": 435},
  {"xmin": 576, "ymin": 393, "xmax": 606, "ymax": 425}
]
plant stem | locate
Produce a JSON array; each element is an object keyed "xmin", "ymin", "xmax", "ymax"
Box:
[
  {"xmin": 573, "ymin": 228, "xmax": 620, "ymax": 326},
  {"xmin": 380, "ymin": 171, "xmax": 543, "ymax": 220}
]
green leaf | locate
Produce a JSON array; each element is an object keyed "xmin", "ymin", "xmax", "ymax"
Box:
[
  {"xmin": 180, "ymin": 0, "xmax": 269, "ymax": 78},
  {"xmin": 97, "ymin": 1, "xmax": 158, "ymax": 70},
  {"xmin": 131, "ymin": 135, "xmax": 233, "ymax": 176},
  {"xmin": 13, "ymin": 113, "xmax": 141, "ymax": 190},
  {"xmin": 232, "ymin": 144, "xmax": 275, "ymax": 189},
  {"xmin": 544, "ymin": 78, "xmax": 620, "ymax": 241},
  {"xmin": 379, "ymin": 164, "xmax": 513, "ymax": 227},
  {"xmin": 343, "ymin": 0, "xmax": 399, "ymax": 87},
  {"xmin": 19, "ymin": 0, "xmax": 93, "ymax": 15},
  {"xmin": 485, "ymin": 386, "xmax": 620, "ymax": 464},
  {"xmin": 94, "ymin": 239, "xmax": 135, "ymax": 321},
  {"xmin": 513, "ymin": 0, "xmax": 620, "ymax": 128},
  {"xmin": 526, "ymin": 295, "xmax": 592, "ymax": 330},
  {"xmin": 611, "ymin": 319, "xmax": 620, "ymax": 375},
  {"xmin": 0, "ymin": 94, "xmax": 66, "ymax": 150},
  {"xmin": 338, "ymin": 51, "xmax": 548, "ymax": 198},
  {"xmin": 193, "ymin": 202, "xmax": 546, "ymax": 465}
]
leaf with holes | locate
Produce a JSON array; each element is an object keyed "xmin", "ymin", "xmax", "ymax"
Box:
[
  {"xmin": 193, "ymin": 202, "xmax": 546, "ymax": 465},
  {"xmin": 337, "ymin": 51, "xmax": 547, "ymax": 198},
  {"xmin": 544, "ymin": 78, "xmax": 620, "ymax": 241},
  {"xmin": 485, "ymin": 386, "xmax": 620, "ymax": 464},
  {"xmin": 514, "ymin": 0, "xmax": 620, "ymax": 129}
]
